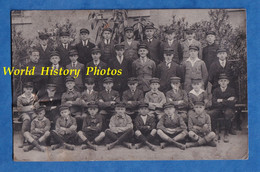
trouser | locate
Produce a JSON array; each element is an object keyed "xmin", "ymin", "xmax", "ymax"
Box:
[
  {"xmin": 188, "ymin": 130, "xmax": 216, "ymax": 145},
  {"xmin": 157, "ymin": 129, "xmax": 187, "ymax": 142},
  {"xmin": 105, "ymin": 128, "xmax": 134, "ymax": 144},
  {"xmin": 135, "ymin": 129, "xmax": 157, "ymax": 144},
  {"xmin": 24, "ymin": 131, "xmax": 50, "ymax": 144},
  {"xmin": 51, "ymin": 130, "xmax": 78, "ymax": 145}
]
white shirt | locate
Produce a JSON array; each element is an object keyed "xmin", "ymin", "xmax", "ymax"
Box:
[
  {"xmin": 41, "ymin": 45, "xmax": 47, "ymax": 51},
  {"xmin": 63, "ymin": 43, "xmax": 68, "ymax": 49},
  {"xmin": 168, "ymin": 39, "xmax": 173, "ymax": 46},
  {"xmin": 140, "ymin": 115, "xmax": 148, "ymax": 125},
  {"xmin": 52, "ymin": 64, "xmax": 59, "ymax": 70},
  {"xmin": 117, "ymin": 55, "xmax": 124, "ymax": 64},
  {"xmin": 93, "ymin": 60, "xmax": 100, "ymax": 66},
  {"xmin": 140, "ymin": 57, "xmax": 147, "ymax": 64},
  {"xmin": 219, "ymin": 59, "xmax": 226, "ymax": 68},
  {"xmin": 87, "ymin": 89, "xmax": 93, "ymax": 94},
  {"xmin": 186, "ymin": 57, "xmax": 200, "ymax": 67},
  {"xmin": 127, "ymin": 39, "xmax": 133, "ymax": 45},
  {"xmin": 104, "ymin": 39, "xmax": 110, "ymax": 44},
  {"xmin": 189, "ymin": 88, "xmax": 205, "ymax": 97},
  {"xmin": 165, "ymin": 60, "xmax": 172, "ymax": 68},
  {"xmin": 220, "ymin": 86, "xmax": 227, "ymax": 92},
  {"xmin": 72, "ymin": 61, "xmax": 78, "ymax": 68},
  {"xmin": 82, "ymin": 40, "xmax": 88, "ymax": 46}
]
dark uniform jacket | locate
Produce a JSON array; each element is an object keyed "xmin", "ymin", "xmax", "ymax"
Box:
[
  {"xmin": 98, "ymin": 89, "xmax": 120, "ymax": 109},
  {"xmin": 157, "ymin": 113, "xmax": 187, "ymax": 132},
  {"xmin": 202, "ymin": 43, "xmax": 219, "ymax": 70},
  {"xmin": 82, "ymin": 114, "xmax": 103, "ymax": 133},
  {"xmin": 160, "ymin": 40, "xmax": 183, "ymax": 64},
  {"xmin": 36, "ymin": 44, "xmax": 52, "ymax": 66},
  {"xmin": 134, "ymin": 114, "xmax": 156, "ymax": 132},
  {"xmin": 75, "ymin": 40, "xmax": 95, "ymax": 65},
  {"xmin": 122, "ymin": 89, "xmax": 144, "ymax": 109},
  {"xmin": 98, "ymin": 39, "xmax": 116, "ymax": 65},
  {"xmin": 48, "ymin": 64, "xmax": 66, "ymax": 93},
  {"xmin": 212, "ymin": 86, "xmax": 236, "ymax": 109},
  {"xmin": 166, "ymin": 89, "xmax": 189, "ymax": 110},
  {"xmin": 56, "ymin": 43, "xmax": 72, "ymax": 66},
  {"xmin": 122, "ymin": 40, "xmax": 139, "ymax": 61},
  {"xmin": 143, "ymin": 38, "xmax": 161, "ymax": 64},
  {"xmin": 188, "ymin": 111, "xmax": 211, "ymax": 134}
]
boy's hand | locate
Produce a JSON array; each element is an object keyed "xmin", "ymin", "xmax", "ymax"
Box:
[
  {"xmin": 99, "ymin": 99, "xmax": 104, "ymax": 102},
  {"xmin": 202, "ymin": 124, "xmax": 210, "ymax": 133},
  {"xmin": 127, "ymin": 101, "xmax": 132, "ymax": 104},
  {"xmin": 217, "ymin": 99, "xmax": 223, "ymax": 103},
  {"xmin": 110, "ymin": 101, "xmax": 116, "ymax": 105},
  {"xmin": 178, "ymin": 100, "xmax": 184, "ymax": 104},
  {"xmin": 227, "ymin": 97, "xmax": 235, "ymax": 101}
]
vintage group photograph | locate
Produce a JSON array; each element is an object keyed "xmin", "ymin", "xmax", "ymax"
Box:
[{"xmin": 12, "ymin": 9, "xmax": 248, "ymax": 161}]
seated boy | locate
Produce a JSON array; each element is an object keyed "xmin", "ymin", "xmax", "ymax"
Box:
[
  {"xmin": 122, "ymin": 77, "xmax": 144, "ymax": 118},
  {"xmin": 78, "ymin": 102, "xmax": 105, "ymax": 150},
  {"xmin": 51, "ymin": 105, "xmax": 78, "ymax": 150},
  {"xmin": 157, "ymin": 103, "xmax": 187, "ymax": 150},
  {"xmin": 211, "ymin": 73, "xmax": 237, "ymax": 142},
  {"xmin": 61, "ymin": 77, "xmax": 82, "ymax": 131},
  {"xmin": 81, "ymin": 77, "xmax": 99, "ymax": 107},
  {"xmin": 17, "ymin": 82, "xmax": 39, "ymax": 148},
  {"xmin": 105, "ymin": 103, "xmax": 134, "ymax": 150},
  {"xmin": 186, "ymin": 101, "xmax": 216, "ymax": 148},
  {"xmin": 144, "ymin": 78, "xmax": 166, "ymax": 120},
  {"xmin": 166, "ymin": 77, "xmax": 189, "ymax": 122},
  {"xmin": 23, "ymin": 106, "xmax": 50, "ymax": 152},
  {"xmin": 134, "ymin": 103, "xmax": 157, "ymax": 151}
]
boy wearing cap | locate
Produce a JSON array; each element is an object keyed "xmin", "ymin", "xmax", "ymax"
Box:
[
  {"xmin": 122, "ymin": 77, "xmax": 144, "ymax": 116},
  {"xmin": 186, "ymin": 101, "xmax": 216, "ymax": 148},
  {"xmin": 51, "ymin": 105, "xmax": 78, "ymax": 150},
  {"xmin": 181, "ymin": 29, "xmax": 202, "ymax": 62},
  {"xmin": 157, "ymin": 103, "xmax": 187, "ymax": 150},
  {"xmin": 36, "ymin": 32, "xmax": 52, "ymax": 66},
  {"xmin": 37, "ymin": 83, "xmax": 61, "ymax": 129},
  {"xmin": 166, "ymin": 77, "xmax": 189, "ymax": 121},
  {"xmin": 86, "ymin": 47, "xmax": 108, "ymax": 91},
  {"xmin": 122, "ymin": 26, "xmax": 139, "ymax": 61},
  {"xmin": 132, "ymin": 43, "xmax": 156, "ymax": 92},
  {"xmin": 144, "ymin": 78, "xmax": 166, "ymax": 120},
  {"xmin": 110, "ymin": 43, "xmax": 132, "ymax": 96},
  {"xmin": 98, "ymin": 28, "xmax": 116, "ymax": 65},
  {"xmin": 23, "ymin": 106, "xmax": 50, "ymax": 152},
  {"xmin": 105, "ymin": 103, "xmax": 134, "ymax": 150},
  {"xmin": 76, "ymin": 28, "xmax": 95, "ymax": 65},
  {"xmin": 56, "ymin": 31, "xmax": 72, "ymax": 66},
  {"xmin": 211, "ymin": 73, "xmax": 236, "ymax": 142},
  {"xmin": 134, "ymin": 103, "xmax": 157, "ymax": 151},
  {"xmin": 81, "ymin": 77, "xmax": 99, "ymax": 107},
  {"xmin": 48, "ymin": 51, "xmax": 66, "ymax": 93},
  {"xmin": 17, "ymin": 82, "xmax": 39, "ymax": 148},
  {"xmin": 208, "ymin": 48, "xmax": 234, "ymax": 92},
  {"xmin": 156, "ymin": 48, "xmax": 182, "ymax": 92},
  {"xmin": 143, "ymin": 24, "xmax": 161, "ymax": 64},
  {"xmin": 202, "ymin": 31, "xmax": 219, "ymax": 70},
  {"xmin": 182, "ymin": 45, "xmax": 208, "ymax": 93},
  {"xmin": 160, "ymin": 29, "xmax": 183, "ymax": 64},
  {"xmin": 66, "ymin": 49, "xmax": 85, "ymax": 92},
  {"xmin": 78, "ymin": 102, "xmax": 105, "ymax": 150}
]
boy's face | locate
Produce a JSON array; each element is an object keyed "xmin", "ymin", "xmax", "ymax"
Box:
[
  {"xmin": 60, "ymin": 109, "xmax": 70, "ymax": 118},
  {"xmin": 103, "ymin": 82, "xmax": 113, "ymax": 90},
  {"xmin": 69, "ymin": 55, "xmax": 78, "ymax": 63},
  {"xmin": 165, "ymin": 33, "xmax": 175, "ymax": 40},
  {"xmin": 186, "ymin": 33, "xmax": 195, "ymax": 40},
  {"xmin": 47, "ymin": 86, "xmax": 56, "ymax": 94},
  {"xmin": 125, "ymin": 30, "xmax": 134, "ymax": 39},
  {"xmin": 139, "ymin": 107, "xmax": 149, "ymax": 116},
  {"xmin": 40, "ymin": 39, "xmax": 48, "ymax": 46},
  {"xmin": 194, "ymin": 105, "xmax": 205, "ymax": 114},
  {"xmin": 115, "ymin": 107, "xmax": 126, "ymax": 116},
  {"xmin": 150, "ymin": 83, "xmax": 160, "ymax": 91},
  {"xmin": 171, "ymin": 82, "xmax": 180, "ymax": 90},
  {"xmin": 66, "ymin": 81, "xmax": 75, "ymax": 90},
  {"xmin": 80, "ymin": 33, "xmax": 89, "ymax": 41},
  {"xmin": 164, "ymin": 53, "xmax": 174, "ymax": 61},
  {"xmin": 192, "ymin": 82, "xmax": 202, "ymax": 90},
  {"xmin": 138, "ymin": 48, "xmax": 148, "ymax": 57},
  {"xmin": 217, "ymin": 52, "xmax": 227, "ymax": 61},
  {"xmin": 30, "ymin": 51, "xmax": 40, "ymax": 63},
  {"xmin": 60, "ymin": 36, "xmax": 70, "ymax": 44},
  {"xmin": 85, "ymin": 83, "xmax": 95, "ymax": 90},
  {"xmin": 145, "ymin": 29, "xmax": 155, "ymax": 38},
  {"xmin": 115, "ymin": 49, "xmax": 125, "ymax": 57},
  {"xmin": 50, "ymin": 56, "xmax": 60, "ymax": 65},
  {"xmin": 92, "ymin": 52, "xmax": 101, "ymax": 61},
  {"xmin": 103, "ymin": 31, "xmax": 112, "ymax": 40},
  {"xmin": 37, "ymin": 110, "xmax": 45, "ymax": 120},
  {"xmin": 88, "ymin": 107, "xmax": 98, "ymax": 116},
  {"xmin": 128, "ymin": 83, "xmax": 138, "ymax": 91},
  {"xmin": 24, "ymin": 87, "xmax": 33, "ymax": 94},
  {"xmin": 189, "ymin": 49, "xmax": 198, "ymax": 58},
  {"xmin": 218, "ymin": 79, "xmax": 229, "ymax": 88},
  {"xmin": 164, "ymin": 107, "xmax": 175, "ymax": 116},
  {"xmin": 206, "ymin": 35, "xmax": 216, "ymax": 45}
]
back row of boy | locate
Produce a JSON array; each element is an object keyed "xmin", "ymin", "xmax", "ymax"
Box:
[{"xmin": 18, "ymin": 72, "xmax": 236, "ymax": 152}]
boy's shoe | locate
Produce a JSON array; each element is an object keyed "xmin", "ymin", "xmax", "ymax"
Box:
[
  {"xmin": 223, "ymin": 134, "xmax": 229, "ymax": 143},
  {"xmin": 23, "ymin": 145, "xmax": 34, "ymax": 152},
  {"xmin": 135, "ymin": 143, "xmax": 143, "ymax": 149},
  {"xmin": 208, "ymin": 140, "xmax": 217, "ymax": 147},
  {"xmin": 51, "ymin": 144, "xmax": 61, "ymax": 150},
  {"xmin": 122, "ymin": 142, "xmax": 132, "ymax": 149},
  {"xmin": 146, "ymin": 142, "xmax": 156, "ymax": 151},
  {"xmin": 160, "ymin": 142, "xmax": 167, "ymax": 149},
  {"xmin": 87, "ymin": 143, "xmax": 97, "ymax": 151},
  {"xmin": 81, "ymin": 145, "xmax": 88, "ymax": 150},
  {"xmin": 64, "ymin": 143, "xmax": 75, "ymax": 150},
  {"xmin": 229, "ymin": 129, "xmax": 236, "ymax": 135},
  {"xmin": 185, "ymin": 142, "xmax": 198, "ymax": 148}
]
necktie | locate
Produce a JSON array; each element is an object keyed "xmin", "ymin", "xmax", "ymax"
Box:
[
  {"xmin": 73, "ymin": 62, "xmax": 76, "ymax": 68},
  {"xmin": 65, "ymin": 118, "xmax": 68, "ymax": 127},
  {"xmin": 167, "ymin": 62, "xmax": 171, "ymax": 69}
]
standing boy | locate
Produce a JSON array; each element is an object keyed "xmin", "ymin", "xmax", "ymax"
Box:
[
  {"xmin": 36, "ymin": 32, "xmax": 52, "ymax": 66},
  {"xmin": 122, "ymin": 26, "xmax": 139, "ymax": 61},
  {"xmin": 56, "ymin": 31, "xmax": 72, "ymax": 66}
]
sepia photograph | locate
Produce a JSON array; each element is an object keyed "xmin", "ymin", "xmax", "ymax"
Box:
[{"xmin": 11, "ymin": 9, "xmax": 248, "ymax": 161}]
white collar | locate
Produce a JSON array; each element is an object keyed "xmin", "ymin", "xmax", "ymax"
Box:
[
  {"xmin": 186, "ymin": 57, "xmax": 200, "ymax": 67},
  {"xmin": 140, "ymin": 115, "xmax": 148, "ymax": 124},
  {"xmin": 87, "ymin": 89, "xmax": 93, "ymax": 94},
  {"xmin": 93, "ymin": 60, "xmax": 100, "ymax": 66},
  {"xmin": 189, "ymin": 89, "xmax": 204, "ymax": 97},
  {"xmin": 72, "ymin": 61, "xmax": 78, "ymax": 66},
  {"xmin": 220, "ymin": 86, "xmax": 227, "ymax": 92},
  {"xmin": 117, "ymin": 55, "xmax": 124, "ymax": 63},
  {"xmin": 168, "ymin": 39, "xmax": 174, "ymax": 44},
  {"xmin": 140, "ymin": 57, "xmax": 148, "ymax": 63},
  {"xmin": 82, "ymin": 40, "xmax": 88, "ymax": 45}
]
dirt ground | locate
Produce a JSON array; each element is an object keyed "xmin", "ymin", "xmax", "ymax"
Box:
[{"xmin": 13, "ymin": 122, "xmax": 248, "ymax": 161}]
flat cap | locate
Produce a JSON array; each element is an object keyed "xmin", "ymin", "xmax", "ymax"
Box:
[
  {"xmin": 23, "ymin": 82, "xmax": 34, "ymax": 88},
  {"xmin": 114, "ymin": 44, "xmax": 125, "ymax": 50},
  {"xmin": 189, "ymin": 45, "xmax": 199, "ymax": 51},
  {"xmin": 60, "ymin": 31, "xmax": 70, "ymax": 37},
  {"xmin": 103, "ymin": 77, "xmax": 113, "ymax": 83},
  {"xmin": 66, "ymin": 76, "xmax": 75, "ymax": 83},
  {"xmin": 91, "ymin": 47, "xmax": 101, "ymax": 54},
  {"xmin": 163, "ymin": 102, "xmax": 175, "ymax": 109},
  {"xmin": 165, "ymin": 29, "xmax": 175, "ymax": 34},
  {"xmin": 217, "ymin": 48, "xmax": 227, "ymax": 53},
  {"xmin": 128, "ymin": 77, "xmax": 138, "ymax": 84},
  {"xmin": 69, "ymin": 49, "xmax": 78, "ymax": 56},
  {"xmin": 163, "ymin": 48, "xmax": 174, "ymax": 54},
  {"xmin": 39, "ymin": 33, "xmax": 49, "ymax": 40},
  {"xmin": 46, "ymin": 83, "xmax": 57, "ymax": 88},
  {"xmin": 59, "ymin": 104, "xmax": 70, "ymax": 111},
  {"xmin": 206, "ymin": 31, "xmax": 216, "ymax": 36},
  {"xmin": 145, "ymin": 24, "xmax": 155, "ymax": 30},
  {"xmin": 36, "ymin": 105, "xmax": 46, "ymax": 113},
  {"xmin": 194, "ymin": 101, "xmax": 205, "ymax": 106},
  {"xmin": 115, "ymin": 102, "xmax": 126, "ymax": 108},
  {"xmin": 138, "ymin": 43, "xmax": 148, "ymax": 50},
  {"xmin": 218, "ymin": 73, "xmax": 229, "ymax": 80},
  {"xmin": 80, "ymin": 28, "xmax": 90, "ymax": 34},
  {"xmin": 124, "ymin": 26, "xmax": 134, "ymax": 32},
  {"xmin": 170, "ymin": 76, "xmax": 181, "ymax": 83},
  {"xmin": 191, "ymin": 78, "xmax": 202, "ymax": 84},
  {"xmin": 87, "ymin": 102, "xmax": 99, "ymax": 108},
  {"xmin": 49, "ymin": 51, "xmax": 60, "ymax": 58},
  {"xmin": 103, "ymin": 27, "xmax": 112, "ymax": 33},
  {"xmin": 139, "ymin": 102, "xmax": 149, "ymax": 108},
  {"xmin": 85, "ymin": 77, "xmax": 95, "ymax": 84},
  {"xmin": 150, "ymin": 77, "xmax": 160, "ymax": 84}
]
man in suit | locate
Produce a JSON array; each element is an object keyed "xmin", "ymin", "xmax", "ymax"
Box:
[
  {"xmin": 122, "ymin": 26, "xmax": 139, "ymax": 61},
  {"xmin": 75, "ymin": 28, "xmax": 95, "ymax": 65},
  {"xmin": 110, "ymin": 43, "xmax": 132, "ymax": 97},
  {"xmin": 56, "ymin": 31, "xmax": 72, "ymax": 66},
  {"xmin": 143, "ymin": 24, "xmax": 161, "ymax": 64},
  {"xmin": 160, "ymin": 29, "xmax": 183, "ymax": 64},
  {"xmin": 66, "ymin": 49, "xmax": 85, "ymax": 92},
  {"xmin": 36, "ymin": 32, "xmax": 52, "ymax": 67}
]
